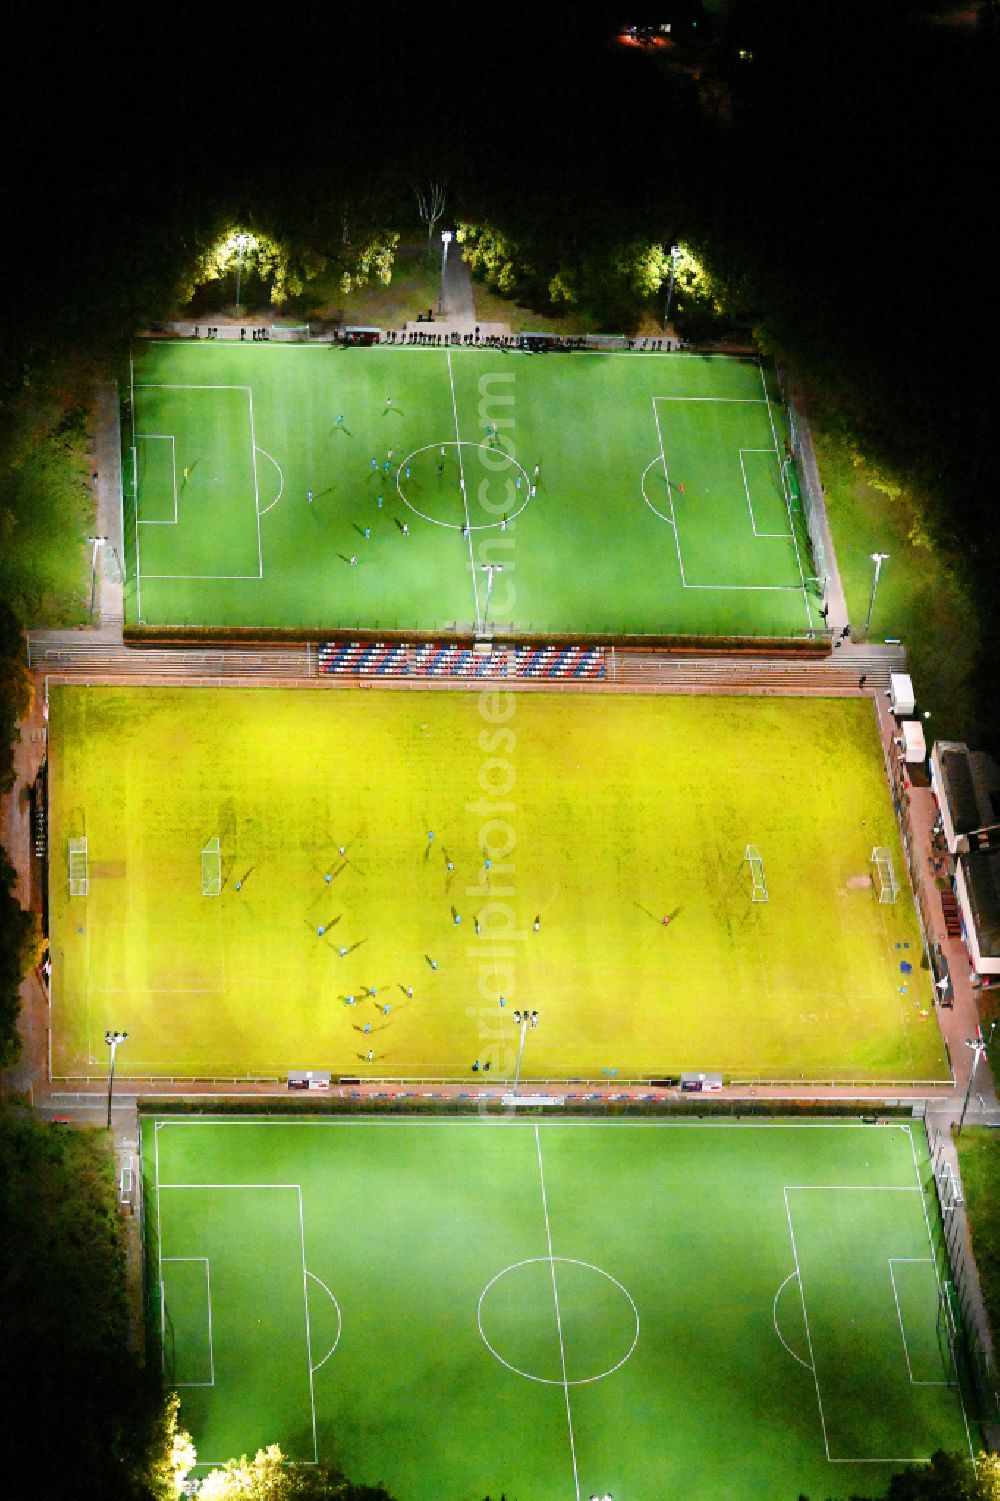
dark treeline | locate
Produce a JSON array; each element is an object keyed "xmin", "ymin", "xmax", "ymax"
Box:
[
  {"xmin": 4, "ymin": 5, "xmax": 995, "ymax": 740},
  {"xmin": 0, "ymin": 1107, "xmax": 178, "ymax": 1500}
]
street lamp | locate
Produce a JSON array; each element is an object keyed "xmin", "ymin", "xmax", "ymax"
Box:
[
  {"xmin": 104, "ymin": 1029, "xmax": 128, "ymax": 1130},
  {"xmin": 234, "ymin": 233, "xmax": 249, "ymax": 314},
  {"xmin": 86, "ymin": 536, "xmax": 107, "ymax": 617},
  {"xmin": 864, "ymin": 551, "xmax": 889, "ymax": 639},
  {"xmin": 480, "ymin": 561, "xmax": 504, "ymax": 634},
  {"xmin": 439, "ymin": 229, "xmax": 453, "ymax": 316},
  {"xmin": 957, "ymin": 1023, "xmax": 995, "ymax": 1136},
  {"xmin": 663, "ymin": 244, "xmax": 681, "ymax": 327},
  {"xmin": 511, "ymin": 1010, "xmax": 539, "ymax": 1098}
]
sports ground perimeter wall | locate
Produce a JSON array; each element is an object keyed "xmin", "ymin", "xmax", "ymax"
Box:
[{"xmin": 123, "ymin": 626, "xmax": 834, "ymax": 657}]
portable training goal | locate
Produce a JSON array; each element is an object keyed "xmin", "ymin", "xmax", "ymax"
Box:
[
  {"xmin": 871, "ymin": 846, "xmax": 898, "ymax": 904},
  {"xmin": 68, "ymin": 836, "xmax": 89, "ymax": 896},
  {"xmin": 744, "ymin": 844, "xmax": 768, "ymax": 903},
  {"xmin": 201, "ymin": 837, "xmax": 222, "ymax": 897},
  {"xmin": 935, "ymin": 1158, "xmax": 964, "ymax": 1215}
]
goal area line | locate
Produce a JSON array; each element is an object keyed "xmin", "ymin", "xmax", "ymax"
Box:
[
  {"xmin": 131, "ymin": 384, "xmax": 264, "ymax": 609},
  {"xmin": 648, "ymin": 397, "xmax": 814, "ymax": 618},
  {"xmin": 784, "ymin": 1183, "xmax": 971, "ymax": 1464},
  {"xmin": 153, "ymin": 1174, "xmax": 319, "ymax": 1466}
]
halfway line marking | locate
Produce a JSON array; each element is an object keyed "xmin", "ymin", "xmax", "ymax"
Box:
[{"xmin": 535, "ymin": 1123, "xmax": 581, "ymax": 1501}]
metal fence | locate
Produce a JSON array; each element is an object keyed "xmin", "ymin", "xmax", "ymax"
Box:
[
  {"xmin": 779, "ymin": 372, "xmax": 829, "ymax": 592},
  {"xmin": 925, "ymin": 1114, "xmax": 999, "ymax": 1423}
]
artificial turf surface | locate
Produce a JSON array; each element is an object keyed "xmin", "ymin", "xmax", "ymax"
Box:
[
  {"xmin": 48, "ymin": 685, "xmax": 946, "ymax": 1082},
  {"xmin": 142, "ymin": 1116, "xmax": 970, "ymax": 1499},
  {"xmin": 124, "ymin": 341, "xmax": 816, "ymax": 638}
]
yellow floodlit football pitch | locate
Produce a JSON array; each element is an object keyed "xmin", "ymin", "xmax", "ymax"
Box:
[{"xmin": 48, "ymin": 685, "xmax": 947, "ymax": 1082}]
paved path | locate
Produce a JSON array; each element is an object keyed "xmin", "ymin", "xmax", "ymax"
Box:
[
  {"xmin": 94, "ymin": 380, "xmax": 125, "ymax": 628},
  {"xmin": 440, "ymin": 242, "xmax": 476, "ymax": 322},
  {"xmin": 782, "ymin": 374, "xmax": 851, "ymax": 634}
]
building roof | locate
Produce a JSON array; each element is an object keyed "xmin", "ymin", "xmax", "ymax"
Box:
[
  {"xmin": 940, "ymin": 745, "xmax": 1000, "ymax": 835},
  {"xmin": 941, "ymin": 747, "xmax": 981, "ymax": 834},
  {"xmin": 963, "ymin": 848, "xmax": 1000, "ymax": 962}
]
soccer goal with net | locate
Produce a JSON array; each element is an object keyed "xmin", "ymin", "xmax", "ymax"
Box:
[
  {"xmin": 744, "ymin": 844, "xmax": 768, "ymax": 903},
  {"xmin": 201, "ymin": 837, "xmax": 222, "ymax": 897},
  {"xmin": 871, "ymin": 846, "xmax": 898, "ymax": 904},
  {"xmin": 935, "ymin": 1158, "xmax": 964, "ymax": 1216},
  {"xmin": 68, "ymin": 836, "xmax": 89, "ymax": 896}
]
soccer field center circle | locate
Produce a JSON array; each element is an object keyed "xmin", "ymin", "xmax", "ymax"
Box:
[
  {"xmin": 478, "ymin": 1257, "xmax": 640, "ymax": 1385},
  {"xmin": 395, "ymin": 441, "xmax": 532, "ymax": 529}
]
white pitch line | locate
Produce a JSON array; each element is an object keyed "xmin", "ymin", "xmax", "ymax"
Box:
[
  {"xmin": 255, "ymin": 446, "xmax": 285, "ymax": 518},
  {"xmin": 772, "ymin": 1271, "xmax": 813, "ymax": 1370},
  {"xmin": 298, "ymin": 1188, "xmax": 320, "ymax": 1463},
  {"xmin": 535, "ymin": 1124, "xmax": 581, "ymax": 1501},
  {"xmin": 446, "ymin": 351, "xmax": 481, "ymax": 630},
  {"xmin": 783, "ymin": 1187, "xmax": 831, "ymax": 1461},
  {"xmin": 905, "ymin": 1127, "xmax": 975, "ymax": 1456},
  {"xmin": 247, "ymin": 388, "xmax": 264, "ymax": 577},
  {"xmin": 130, "ymin": 348, "xmax": 142, "ymax": 620},
  {"xmin": 739, "ymin": 449, "xmax": 790, "ymax": 539},
  {"xmin": 135, "ymin": 435, "xmax": 178, "ymax": 524},
  {"xmin": 886, "ymin": 1258, "xmax": 949, "ymax": 1387},
  {"xmin": 160, "ymin": 1257, "xmax": 216, "ymax": 1386},
  {"xmin": 651, "ymin": 398, "xmax": 686, "ymax": 584},
  {"xmin": 155, "ymin": 1123, "xmax": 165, "ymax": 1376},
  {"xmin": 131, "ymin": 381, "xmax": 263, "ymax": 592}
]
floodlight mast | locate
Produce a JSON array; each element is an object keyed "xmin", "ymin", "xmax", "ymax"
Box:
[
  {"xmin": 439, "ymin": 229, "xmax": 453, "ymax": 316},
  {"xmin": 104, "ymin": 1029, "xmax": 128, "ymax": 1130},
  {"xmin": 481, "ymin": 562, "xmax": 503, "ymax": 632},
  {"xmin": 663, "ymin": 244, "xmax": 681, "ymax": 328},
  {"xmin": 864, "ymin": 551, "xmax": 889, "ymax": 639},
  {"xmin": 234, "ymin": 233, "xmax": 249, "ymax": 314},
  {"xmin": 957, "ymin": 1022, "xmax": 995, "ymax": 1136},
  {"xmin": 511, "ymin": 1010, "xmax": 539, "ymax": 1098}
]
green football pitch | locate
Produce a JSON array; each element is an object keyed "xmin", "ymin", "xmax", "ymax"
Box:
[
  {"xmin": 49, "ymin": 685, "xmax": 947, "ymax": 1082},
  {"xmin": 123, "ymin": 340, "xmax": 817, "ymax": 638},
  {"xmin": 142, "ymin": 1116, "xmax": 971, "ymax": 1499}
]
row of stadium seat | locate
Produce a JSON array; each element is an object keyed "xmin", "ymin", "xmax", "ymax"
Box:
[
  {"xmin": 316, "ymin": 642, "xmax": 607, "ymax": 679},
  {"xmin": 514, "ymin": 646, "xmax": 606, "ymax": 679}
]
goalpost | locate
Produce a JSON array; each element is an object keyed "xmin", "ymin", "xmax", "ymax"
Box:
[
  {"xmin": 871, "ymin": 846, "xmax": 898, "ymax": 904},
  {"xmin": 201, "ymin": 837, "xmax": 222, "ymax": 897},
  {"xmin": 935, "ymin": 1158, "xmax": 964, "ymax": 1216},
  {"xmin": 68, "ymin": 836, "xmax": 89, "ymax": 896},
  {"xmin": 744, "ymin": 844, "xmax": 768, "ymax": 903}
]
